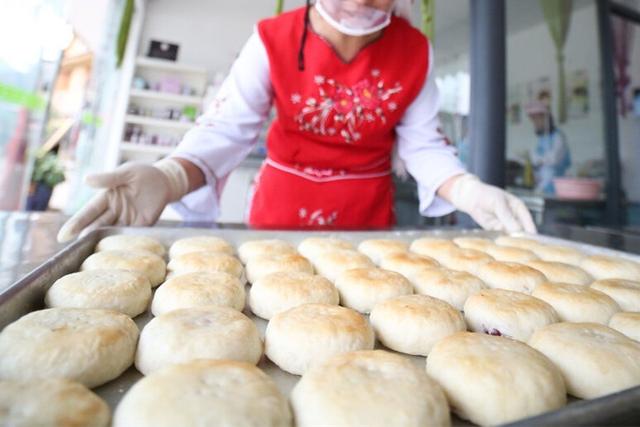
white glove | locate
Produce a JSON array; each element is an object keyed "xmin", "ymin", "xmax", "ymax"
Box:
[
  {"xmin": 449, "ymin": 174, "xmax": 537, "ymax": 234},
  {"xmin": 57, "ymin": 159, "xmax": 189, "ymax": 242}
]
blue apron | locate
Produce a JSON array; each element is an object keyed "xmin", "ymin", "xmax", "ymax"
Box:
[{"xmin": 536, "ymin": 130, "xmax": 571, "ymax": 194}]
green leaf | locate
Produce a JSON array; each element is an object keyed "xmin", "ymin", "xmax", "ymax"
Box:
[
  {"xmin": 421, "ymin": 0, "xmax": 435, "ymax": 41},
  {"xmin": 116, "ymin": 0, "xmax": 135, "ymax": 68},
  {"xmin": 32, "ymin": 153, "xmax": 65, "ymax": 187}
]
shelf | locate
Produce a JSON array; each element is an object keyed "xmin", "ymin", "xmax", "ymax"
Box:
[
  {"xmin": 129, "ymin": 89, "xmax": 202, "ymax": 105},
  {"xmin": 121, "ymin": 142, "xmax": 175, "ymax": 156},
  {"xmin": 124, "ymin": 115, "xmax": 195, "ymax": 130},
  {"xmin": 135, "ymin": 57, "xmax": 207, "ymax": 75}
]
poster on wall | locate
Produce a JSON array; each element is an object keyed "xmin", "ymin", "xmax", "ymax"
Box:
[
  {"xmin": 527, "ymin": 77, "xmax": 553, "ymax": 107},
  {"xmin": 507, "ymin": 84, "xmax": 524, "ymax": 124},
  {"xmin": 568, "ymin": 70, "xmax": 589, "ymax": 119}
]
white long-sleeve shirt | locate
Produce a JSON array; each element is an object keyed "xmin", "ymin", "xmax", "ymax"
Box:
[{"xmin": 170, "ymin": 30, "xmax": 466, "ymax": 222}]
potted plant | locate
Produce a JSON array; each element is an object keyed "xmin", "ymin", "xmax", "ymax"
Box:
[{"xmin": 26, "ymin": 152, "xmax": 65, "ymax": 211}]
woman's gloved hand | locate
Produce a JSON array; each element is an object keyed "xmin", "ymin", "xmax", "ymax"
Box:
[
  {"xmin": 447, "ymin": 174, "xmax": 537, "ymax": 234},
  {"xmin": 56, "ymin": 159, "xmax": 189, "ymax": 242}
]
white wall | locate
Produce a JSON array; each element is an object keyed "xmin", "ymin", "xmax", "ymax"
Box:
[
  {"xmin": 434, "ymin": 52, "xmax": 468, "ymax": 80},
  {"xmin": 139, "ymin": 0, "xmax": 305, "ymax": 78}
]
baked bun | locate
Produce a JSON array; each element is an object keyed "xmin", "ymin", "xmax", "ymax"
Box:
[
  {"xmin": 494, "ymin": 235, "xmax": 542, "ymax": 250},
  {"xmin": 370, "ymin": 294, "xmax": 465, "ymax": 356},
  {"xmin": 357, "ymin": 239, "xmax": 408, "ymax": 264},
  {"xmin": 409, "ymin": 237, "xmax": 457, "ymax": 259},
  {"xmin": 532, "ymin": 282, "xmax": 620, "ymax": 324},
  {"xmin": 476, "ymin": 261, "xmax": 547, "ymax": 293},
  {"xmin": 531, "ymin": 244, "xmax": 585, "ymax": 265},
  {"xmin": 291, "ymin": 350, "xmax": 450, "ymax": 427},
  {"xmin": 0, "ymin": 378, "xmax": 110, "ymax": 427},
  {"xmin": 452, "ymin": 236, "xmax": 495, "ymax": 252},
  {"xmin": 96, "ymin": 234, "xmax": 165, "ymax": 257},
  {"xmin": 464, "ymin": 289, "xmax": 558, "ymax": 341},
  {"xmin": 169, "ymin": 236, "xmax": 234, "ymax": 258},
  {"xmin": 135, "ymin": 306, "xmax": 262, "ymax": 375},
  {"xmin": 249, "ymin": 271, "xmax": 338, "ymax": 320},
  {"xmin": 45, "ymin": 269, "xmax": 151, "ymax": 317},
  {"xmin": 434, "ymin": 247, "xmax": 493, "ymax": 275},
  {"xmin": 311, "ymin": 249, "xmax": 374, "ymax": 283},
  {"xmin": 151, "ymin": 271, "xmax": 245, "ymax": 316},
  {"xmin": 580, "ymin": 255, "xmax": 640, "ymax": 281},
  {"xmin": 237, "ymin": 239, "xmax": 296, "ymax": 264},
  {"xmin": 0, "ymin": 308, "xmax": 138, "ymax": 387},
  {"xmin": 297, "ymin": 237, "xmax": 354, "ymax": 260},
  {"xmin": 81, "ymin": 249, "xmax": 166, "ymax": 287},
  {"xmin": 245, "ymin": 252, "xmax": 313, "ymax": 284},
  {"xmin": 167, "ymin": 251, "xmax": 243, "ymax": 280},
  {"xmin": 113, "ymin": 360, "xmax": 291, "ymax": 427},
  {"xmin": 265, "ymin": 303, "xmax": 374, "ymax": 375},
  {"xmin": 379, "ymin": 252, "xmax": 439, "ymax": 280},
  {"xmin": 529, "ymin": 322, "xmax": 640, "ymax": 399},
  {"xmin": 334, "ymin": 268, "xmax": 413, "ymax": 313},
  {"xmin": 590, "ymin": 278, "xmax": 640, "ymax": 311},
  {"xmin": 409, "ymin": 267, "xmax": 487, "ymax": 310},
  {"xmin": 426, "ymin": 332, "xmax": 566, "ymax": 426},
  {"xmin": 609, "ymin": 312, "xmax": 640, "ymax": 342},
  {"xmin": 484, "ymin": 245, "xmax": 539, "ymax": 263},
  {"xmin": 527, "ymin": 260, "xmax": 593, "ymax": 285}
]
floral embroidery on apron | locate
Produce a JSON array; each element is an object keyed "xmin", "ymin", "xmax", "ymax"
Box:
[
  {"xmin": 292, "ymin": 69, "xmax": 403, "ymax": 143},
  {"xmin": 298, "ymin": 208, "xmax": 339, "ymax": 226}
]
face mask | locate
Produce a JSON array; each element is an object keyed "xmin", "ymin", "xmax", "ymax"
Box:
[{"xmin": 315, "ymin": 0, "xmax": 394, "ymax": 37}]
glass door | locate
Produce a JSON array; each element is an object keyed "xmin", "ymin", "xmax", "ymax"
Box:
[
  {"xmin": 0, "ymin": 0, "xmax": 71, "ymax": 210},
  {"xmin": 609, "ymin": 0, "xmax": 640, "ymax": 229}
]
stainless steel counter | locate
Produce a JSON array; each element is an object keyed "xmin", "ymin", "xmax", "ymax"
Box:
[{"xmin": 0, "ymin": 212, "xmax": 67, "ymax": 293}]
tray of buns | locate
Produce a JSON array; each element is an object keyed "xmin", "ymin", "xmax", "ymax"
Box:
[{"xmin": 1, "ymin": 226, "xmax": 639, "ymax": 427}]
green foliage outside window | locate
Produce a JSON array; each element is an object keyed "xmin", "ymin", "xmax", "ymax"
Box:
[{"xmin": 32, "ymin": 153, "xmax": 65, "ymax": 188}]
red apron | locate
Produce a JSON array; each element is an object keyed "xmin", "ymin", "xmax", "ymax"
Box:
[{"xmin": 250, "ymin": 8, "xmax": 429, "ymax": 228}]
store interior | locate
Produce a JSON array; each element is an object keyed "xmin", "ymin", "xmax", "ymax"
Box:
[
  {"xmin": 2, "ymin": 3, "xmax": 640, "ymax": 425},
  {"xmin": 1, "ymin": 0, "xmax": 640, "ymax": 228}
]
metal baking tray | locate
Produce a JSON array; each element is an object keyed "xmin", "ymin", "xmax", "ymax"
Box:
[{"xmin": 2, "ymin": 226, "xmax": 639, "ymax": 427}]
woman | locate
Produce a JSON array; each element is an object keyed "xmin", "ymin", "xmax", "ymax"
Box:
[
  {"xmin": 57, "ymin": 0, "xmax": 535, "ymax": 242},
  {"xmin": 525, "ymin": 101, "xmax": 571, "ymax": 195}
]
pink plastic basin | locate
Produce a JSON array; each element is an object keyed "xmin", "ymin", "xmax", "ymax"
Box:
[{"xmin": 553, "ymin": 177, "xmax": 602, "ymax": 200}]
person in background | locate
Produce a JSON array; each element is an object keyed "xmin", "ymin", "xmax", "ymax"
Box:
[
  {"xmin": 525, "ymin": 101, "xmax": 571, "ymax": 195},
  {"xmin": 57, "ymin": 0, "xmax": 536, "ymax": 242}
]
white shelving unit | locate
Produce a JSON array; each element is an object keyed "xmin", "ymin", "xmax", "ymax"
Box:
[
  {"xmin": 118, "ymin": 57, "xmax": 207, "ymax": 163},
  {"xmin": 129, "ymin": 88, "xmax": 202, "ymax": 104},
  {"xmin": 124, "ymin": 114, "xmax": 195, "ymax": 131},
  {"xmin": 135, "ymin": 56, "xmax": 209, "ymax": 74},
  {"xmin": 120, "ymin": 142, "xmax": 175, "ymax": 156}
]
